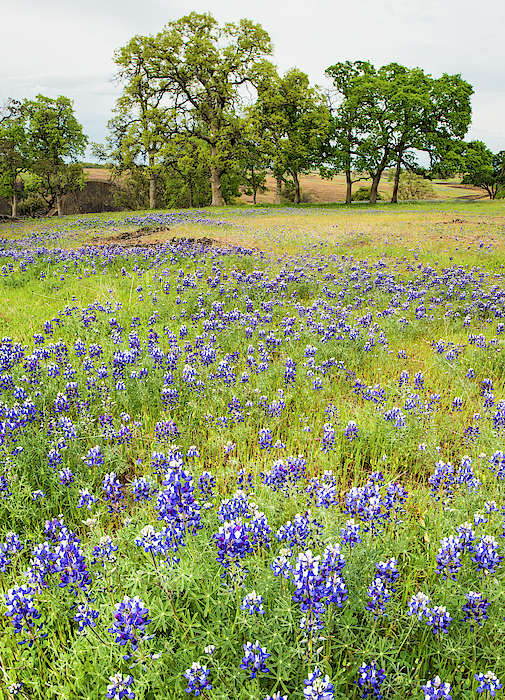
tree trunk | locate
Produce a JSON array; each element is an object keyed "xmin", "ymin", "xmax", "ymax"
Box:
[
  {"xmin": 210, "ymin": 145, "xmax": 223, "ymax": 206},
  {"xmin": 11, "ymin": 190, "xmax": 18, "ymax": 218},
  {"xmin": 391, "ymin": 156, "xmax": 402, "ymax": 203},
  {"xmin": 292, "ymin": 171, "xmax": 301, "ymax": 204},
  {"xmin": 275, "ymin": 176, "xmax": 282, "ymax": 204},
  {"xmin": 369, "ymin": 149, "xmax": 390, "ymax": 204},
  {"xmin": 345, "ymin": 170, "xmax": 352, "ymax": 204},
  {"xmin": 253, "ymin": 189, "xmax": 257, "ymax": 205},
  {"xmin": 56, "ymin": 194, "xmax": 63, "ymax": 216},
  {"xmin": 148, "ymin": 152, "xmax": 157, "ymax": 209},
  {"xmin": 149, "ymin": 173, "xmax": 157, "ymax": 209}
]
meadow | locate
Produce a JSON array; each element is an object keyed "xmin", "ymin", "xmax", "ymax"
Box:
[{"xmin": 1, "ymin": 200, "xmax": 505, "ymax": 700}]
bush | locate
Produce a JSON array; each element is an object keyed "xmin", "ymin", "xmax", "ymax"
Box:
[
  {"xmin": 398, "ymin": 172, "xmax": 435, "ymax": 200},
  {"xmin": 351, "ymin": 186, "xmax": 383, "ymax": 201},
  {"xmin": 281, "ymin": 182, "xmax": 312, "ymax": 203}
]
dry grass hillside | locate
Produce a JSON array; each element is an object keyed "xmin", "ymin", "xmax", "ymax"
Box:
[{"xmin": 84, "ymin": 168, "xmax": 484, "ymax": 205}]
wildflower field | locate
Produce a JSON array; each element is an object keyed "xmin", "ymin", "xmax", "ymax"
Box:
[{"xmin": 2, "ymin": 201, "xmax": 505, "ymax": 700}]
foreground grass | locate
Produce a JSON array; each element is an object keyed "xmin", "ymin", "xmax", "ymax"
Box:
[{"xmin": 0, "ymin": 200, "xmax": 504, "ymax": 699}]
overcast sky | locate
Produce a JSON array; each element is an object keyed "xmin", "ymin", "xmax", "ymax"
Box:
[{"xmin": 2, "ymin": 0, "xmax": 504, "ymax": 160}]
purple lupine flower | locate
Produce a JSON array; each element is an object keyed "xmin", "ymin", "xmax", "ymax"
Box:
[
  {"xmin": 240, "ymin": 640, "xmax": 271, "ymax": 679},
  {"xmin": 344, "ymin": 420, "xmax": 358, "ymax": 441},
  {"xmin": 435, "ymin": 536, "xmax": 463, "ymax": 581},
  {"xmin": 131, "ymin": 476, "xmax": 157, "ymax": 502},
  {"xmin": 82, "ymin": 446, "xmax": 104, "ymax": 468},
  {"xmin": 108, "ymin": 595, "xmax": 151, "ymax": 654},
  {"xmin": 259, "ymin": 427, "xmax": 273, "ymax": 451},
  {"xmin": 421, "ymin": 676, "xmax": 452, "ymax": 699},
  {"xmin": 320, "ymin": 423, "xmax": 336, "ymax": 452},
  {"xmin": 58, "ymin": 467, "xmax": 75, "ymax": 486},
  {"xmin": 472, "ymin": 536, "xmax": 502, "ymax": 576},
  {"xmin": 461, "ymin": 591, "xmax": 490, "ymax": 628},
  {"xmin": 425, "ymin": 606, "xmax": 452, "ymax": 634},
  {"xmin": 303, "ymin": 667, "xmax": 334, "ymax": 700},
  {"xmin": 102, "ymin": 472, "xmax": 125, "ymax": 513},
  {"xmin": 240, "ymin": 590, "xmax": 265, "ymax": 615},
  {"xmin": 375, "ymin": 558, "xmax": 399, "ymax": 590},
  {"xmin": 183, "ymin": 662, "xmax": 212, "ymax": 697},
  {"xmin": 77, "ymin": 488, "xmax": 98, "ymax": 510},
  {"xmin": 475, "ymin": 671, "xmax": 503, "ymax": 696},
  {"xmin": 340, "ymin": 519, "xmax": 362, "ymax": 548},
  {"xmin": 365, "ymin": 577, "xmax": 390, "ymax": 618},
  {"xmin": 73, "ymin": 603, "xmax": 99, "ymax": 634},
  {"xmin": 4, "ymin": 585, "xmax": 45, "ymax": 646},
  {"xmin": 356, "ymin": 661, "xmax": 386, "ymax": 699},
  {"xmin": 407, "ymin": 592, "xmax": 431, "ymax": 620},
  {"xmin": 105, "ymin": 673, "xmax": 135, "ymax": 700}
]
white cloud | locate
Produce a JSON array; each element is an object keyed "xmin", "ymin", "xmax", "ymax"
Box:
[{"xmin": 1, "ymin": 0, "xmax": 504, "ymax": 158}]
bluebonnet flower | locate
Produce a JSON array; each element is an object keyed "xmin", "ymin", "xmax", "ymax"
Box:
[
  {"xmin": 452, "ymin": 397, "xmax": 463, "ymax": 411},
  {"xmin": 475, "ymin": 671, "xmax": 503, "ymax": 696},
  {"xmin": 474, "ymin": 512, "xmax": 488, "ymax": 527},
  {"xmin": 320, "ymin": 423, "xmax": 336, "ymax": 452},
  {"xmin": 428, "ymin": 461, "xmax": 455, "ymax": 500},
  {"xmin": 461, "ymin": 591, "xmax": 489, "ymax": 628},
  {"xmin": 240, "ymin": 590, "xmax": 265, "ymax": 615},
  {"xmin": 59, "ymin": 467, "xmax": 75, "ymax": 486},
  {"xmin": 340, "ymin": 519, "xmax": 361, "ymax": 548},
  {"xmin": 485, "ymin": 501, "xmax": 499, "ymax": 513},
  {"xmin": 198, "ymin": 471, "xmax": 216, "ymax": 501},
  {"xmin": 108, "ymin": 595, "xmax": 151, "ymax": 654},
  {"xmin": 155, "ymin": 419, "xmax": 179, "ymax": 442},
  {"xmin": 82, "ymin": 445, "xmax": 104, "ymax": 468},
  {"xmin": 472, "ymin": 535, "xmax": 502, "ymax": 576},
  {"xmin": 92, "ymin": 535, "xmax": 118, "ymax": 567},
  {"xmin": 356, "ymin": 661, "xmax": 386, "ymax": 699},
  {"xmin": 77, "ymin": 488, "xmax": 98, "ymax": 510},
  {"xmin": 32, "ymin": 490, "xmax": 45, "ymax": 501},
  {"xmin": 183, "ymin": 662, "xmax": 212, "ymax": 697},
  {"xmin": 265, "ymin": 693, "xmax": 287, "ymax": 700},
  {"xmin": 365, "ymin": 577, "xmax": 390, "ymax": 618},
  {"xmin": 261, "ymin": 455, "xmax": 307, "ymax": 494},
  {"xmin": 217, "ymin": 490, "xmax": 251, "ymax": 522},
  {"xmin": 7, "ymin": 682, "xmax": 23, "ymax": 696},
  {"xmin": 407, "ymin": 592, "xmax": 431, "ymax": 620},
  {"xmin": 421, "ymin": 676, "xmax": 452, "ymax": 699},
  {"xmin": 284, "ymin": 357, "xmax": 296, "ymax": 384},
  {"xmin": 213, "ymin": 518, "xmax": 253, "ymax": 572},
  {"xmin": 131, "ymin": 476, "xmax": 157, "ymax": 502},
  {"xmin": 456, "ymin": 522, "xmax": 476, "ymax": 552},
  {"xmin": 375, "ymin": 558, "xmax": 399, "ymax": 590},
  {"xmin": 425, "ymin": 606, "xmax": 452, "ymax": 634},
  {"xmin": 73, "ymin": 603, "xmax": 99, "ymax": 634},
  {"xmin": 105, "ymin": 673, "xmax": 135, "ymax": 700},
  {"xmin": 240, "ymin": 641, "xmax": 271, "ymax": 679},
  {"xmin": 4, "ymin": 585, "xmax": 45, "ymax": 646},
  {"xmin": 303, "ymin": 668, "xmax": 334, "ymax": 700},
  {"xmin": 435, "ymin": 536, "xmax": 463, "ymax": 581},
  {"xmin": 275, "ymin": 511, "xmax": 321, "ymax": 549},
  {"xmin": 270, "ymin": 551, "xmax": 292, "ymax": 579},
  {"xmin": 102, "ymin": 472, "xmax": 125, "ymax": 513},
  {"xmin": 383, "ymin": 407, "xmax": 406, "ymax": 429},
  {"xmin": 489, "ymin": 451, "xmax": 505, "ymax": 480},
  {"xmin": 344, "ymin": 421, "xmax": 358, "ymax": 441},
  {"xmin": 259, "ymin": 427, "xmax": 273, "ymax": 451}
]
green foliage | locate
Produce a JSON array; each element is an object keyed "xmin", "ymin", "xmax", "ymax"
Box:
[
  {"xmin": 325, "ymin": 62, "xmax": 473, "ymax": 203},
  {"xmin": 397, "ymin": 172, "xmax": 435, "ymax": 200},
  {"xmin": 351, "ymin": 186, "xmax": 383, "ymax": 201},
  {"xmin": 461, "ymin": 141, "xmax": 505, "ymax": 199},
  {"xmin": 22, "ymin": 94, "xmax": 88, "ymax": 212}
]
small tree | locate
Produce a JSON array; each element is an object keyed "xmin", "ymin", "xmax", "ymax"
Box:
[
  {"xmin": 23, "ymin": 95, "xmax": 88, "ymax": 215},
  {"xmin": 0, "ymin": 99, "xmax": 30, "ymax": 217},
  {"xmin": 154, "ymin": 13, "xmax": 273, "ymax": 206},
  {"xmin": 461, "ymin": 141, "xmax": 505, "ymax": 199}
]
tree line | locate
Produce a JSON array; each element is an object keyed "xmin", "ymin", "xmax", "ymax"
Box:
[{"xmin": 1, "ymin": 12, "xmax": 504, "ymax": 216}]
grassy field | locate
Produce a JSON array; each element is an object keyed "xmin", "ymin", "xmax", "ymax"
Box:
[{"xmin": 0, "ymin": 200, "xmax": 505, "ymax": 700}]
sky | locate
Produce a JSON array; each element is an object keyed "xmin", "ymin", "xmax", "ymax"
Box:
[{"xmin": 2, "ymin": 0, "xmax": 504, "ymax": 160}]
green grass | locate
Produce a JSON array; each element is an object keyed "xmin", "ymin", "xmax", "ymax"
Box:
[{"xmin": 0, "ymin": 200, "xmax": 505, "ymax": 699}]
